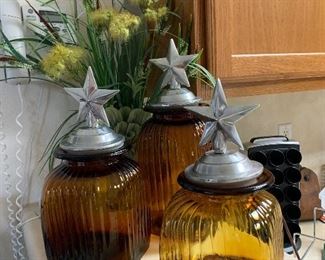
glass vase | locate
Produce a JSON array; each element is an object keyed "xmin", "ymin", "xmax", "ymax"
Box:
[
  {"xmin": 136, "ymin": 109, "xmax": 206, "ymax": 234},
  {"xmin": 41, "ymin": 148, "xmax": 150, "ymax": 260},
  {"xmin": 160, "ymin": 188, "xmax": 283, "ymax": 260}
]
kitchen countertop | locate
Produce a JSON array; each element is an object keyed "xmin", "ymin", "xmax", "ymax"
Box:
[
  {"xmin": 23, "ymin": 203, "xmax": 324, "ymax": 259},
  {"xmin": 284, "ymin": 220, "xmax": 324, "ymax": 260}
]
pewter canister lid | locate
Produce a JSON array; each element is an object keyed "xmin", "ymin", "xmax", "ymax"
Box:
[
  {"xmin": 148, "ymin": 88, "xmax": 200, "ymax": 108},
  {"xmin": 184, "ymin": 149, "xmax": 263, "ymax": 187},
  {"xmin": 60, "ymin": 122, "xmax": 124, "ymax": 153},
  {"xmin": 146, "ymin": 39, "xmax": 200, "ymax": 110},
  {"xmin": 60, "ymin": 67, "xmax": 125, "ymax": 154},
  {"xmin": 181, "ymin": 79, "xmax": 268, "ymax": 191}
]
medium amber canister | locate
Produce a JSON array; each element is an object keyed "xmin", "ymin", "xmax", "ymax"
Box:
[
  {"xmin": 41, "ymin": 68, "xmax": 150, "ymax": 259},
  {"xmin": 160, "ymin": 79, "xmax": 283, "ymax": 259},
  {"xmin": 136, "ymin": 38, "xmax": 207, "ymax": 234},
  {"xmin": 136, "ymin": 108, "xmax": 205, "ymax": 234}
]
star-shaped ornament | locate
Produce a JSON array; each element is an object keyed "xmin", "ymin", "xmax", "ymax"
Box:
[
  {"xmin": 65, "ymin": 67, "xmax": 119, "ymax": 128},
  {"xmin": 150, "ymin": 39, "xmax": 197, "ymax": 90},
  {"xmin": 186, "ymin": 79, "xmax": 259, "ymax": 153}
]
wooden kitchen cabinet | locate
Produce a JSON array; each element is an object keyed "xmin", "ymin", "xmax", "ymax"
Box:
[{"xmin": 178, "ymin": 0, "xmax": 325, "ymax": 99}]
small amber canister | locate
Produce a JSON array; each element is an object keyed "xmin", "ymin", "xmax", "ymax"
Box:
[
  {"xmin": 136, "ymin": 39, "xmax": 206, "ymax": 234},
  {"xmin": 41, "ymin": 68, "xmax": 150, "ymax": 259},
  {"xmin": 160, "ymin": 80, "xmax": 283, "ymax": 260}
]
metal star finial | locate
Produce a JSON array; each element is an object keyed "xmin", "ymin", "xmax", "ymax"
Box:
[
  {"xmin": 64, "ymin": 67, "xmax": 119, "ymax": 128},
  {"xmin": 150, "ymin": 39, "xmax": 197, "ymax": 90},
  {"xmin": 186, "ymin": 79, "xmax": 259, "ymax": 153}
]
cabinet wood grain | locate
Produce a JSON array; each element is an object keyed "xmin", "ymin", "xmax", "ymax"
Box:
[{"xmin": 179, "ymin": 0, "xmax": 325, "ymax": 99}]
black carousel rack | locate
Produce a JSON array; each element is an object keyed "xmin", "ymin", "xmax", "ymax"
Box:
[{"xmin": 246, "ymin": 135, "xmax": 302, "ymax": 252}]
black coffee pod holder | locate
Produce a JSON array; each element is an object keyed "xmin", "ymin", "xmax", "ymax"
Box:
[{"xmin": 246, "ymin": 136, "xmax": 302, "ymax": 252}]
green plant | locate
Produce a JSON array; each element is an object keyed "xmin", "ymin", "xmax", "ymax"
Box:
[
  {"xmin": 0, "ymin": 0, "xmax": 215, "ymax": 171},
  {"xmin": 0, "ymin": 0, "xmax": 214, "ymax": 107}
]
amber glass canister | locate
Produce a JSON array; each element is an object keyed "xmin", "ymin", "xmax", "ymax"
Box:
[
  {"xmin": 136, "ymin": 39, "xmax": 206, "ymax": 234},
  {"xmin": 160, "ymin": 79, "xmax": 284, "ymax": 260},
  {"xmin": 137, "ymin": 106, "xmax": 205, "ymax": 234},
  {"xmin": 41, "ymin": 68, "xmax": 150, "ymax": 259}
]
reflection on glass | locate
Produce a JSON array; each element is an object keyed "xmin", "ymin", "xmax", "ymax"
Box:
[
  {"xmin": 41, "ymin": 151, "xmax": 150, "ymax": 260},
  {"xmin": 160, "ymin": 189, "xmax": 283, "ymax": 260},
  {"xmin": 136, "ymin": 111, "xmax": 206, "ymax": 234}
]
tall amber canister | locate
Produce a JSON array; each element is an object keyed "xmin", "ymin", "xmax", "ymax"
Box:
[
  {"xmin": 41, "ymin": 68, "xmax": 150, "ymax": 259},
  {"xmin": 160, "ymin": 80, "xmax": 284, "ymax": 260},
  {"xmin": 136, "ymin": 39, "xmax": 206, "ymax": 234}
]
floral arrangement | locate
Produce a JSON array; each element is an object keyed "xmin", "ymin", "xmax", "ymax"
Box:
[{"xmin": 0, "ymin": 0, "xmax": 214, "ymax": 168}]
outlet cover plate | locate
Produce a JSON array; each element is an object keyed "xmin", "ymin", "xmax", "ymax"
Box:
[{"xmin": 278, "ymin": 123, "xmax": 292, "ymax": 139}]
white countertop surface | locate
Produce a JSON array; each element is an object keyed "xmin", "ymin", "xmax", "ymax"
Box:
[{"xmin": 23, "ymin": 203, "xmax": 325, "ymax": 260}]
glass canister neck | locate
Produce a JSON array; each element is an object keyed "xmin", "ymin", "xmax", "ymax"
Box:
[
  {"xmin": 54, "ymin": 146, "xmax": 128, "ymax": 162},
  {"xmin": 178, "ymin": 169, "xmax": 274, "ymax": 196},
  {"xmin": 153, "ymin": 111, "xmax": 197, "ymax": 123},
  {"xmin": 53, "ymin": 147, "xmax": 130, "ymax": 178},
  {"xmin": 146, "ymin": 106, "xmax": 199, "ymax": 123},
  {"xmin": 60, "ymin": 156, "xmax": 120, "ymax": 166}
]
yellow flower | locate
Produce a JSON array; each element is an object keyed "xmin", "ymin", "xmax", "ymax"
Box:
[
  {"xmin": 89, "ymin": 9, "xmax": 112, "ymax": 27},
  {"xmin": 158, "ymin": 7, "xmax": 168, "ymax": 17},
  {"xmin": 108, "ymin": 12, "xmax": 140, "ymax": 41},
  {"xmin": 109, "ymin": 24, "xmax": 130, "ymax": 41},
  {"xmin": 41, "ymin": 44, "xmax": 84, "ymax": 79},
  {"xmin": 144, "ymin": 7, "xmax": 168, "ymax": 22},
  {"xmin": 129, "ymin": 0, "xmax": 157, "ymax": 8},
  {"xmin": 90, "ymin": 8, "xmax": 140, "ymax": 41}
]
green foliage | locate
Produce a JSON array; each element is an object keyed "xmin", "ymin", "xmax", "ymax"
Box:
[
  {"xmin": 0, "ymin": 0, "xmax": 216, "ymax": 172},
  {"xmin": 0, "ymin": 0, "xmax": 215, "ymax": 110},
  {"xmin": 105, "ymin": 106, "xmax": 151, "ymax": 143}
]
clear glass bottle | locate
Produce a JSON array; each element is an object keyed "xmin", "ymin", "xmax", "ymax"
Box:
[{"xmin": 136, "ymin": 108, "xmax": 206, "ymax": 234}]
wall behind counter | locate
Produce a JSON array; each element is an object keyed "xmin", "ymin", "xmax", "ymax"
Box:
[{"xmin": 228, "ymin": 88, "xmax": 325, "ymax": 181}]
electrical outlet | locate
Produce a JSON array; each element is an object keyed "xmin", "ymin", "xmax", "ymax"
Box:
[{"xmin": 278, "ymin": 123, "xmax": 292, "ymax": 139}]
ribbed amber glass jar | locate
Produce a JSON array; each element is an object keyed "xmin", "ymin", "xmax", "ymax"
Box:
[
  {"xmin": 41, "ymin": 148, "xmax": 150, "ymax": 260},
  {"xmin": 160, "ymin": 189, "xmax": 283, "ymax": 260},
  {"xmin": 136, "ymin": 109, "xmax": 206, "ymax": 234}
]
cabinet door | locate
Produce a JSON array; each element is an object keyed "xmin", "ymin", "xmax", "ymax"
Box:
[{"xmin": 183, "ymin": 0, "xmax": 325, "ymax": 98}]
